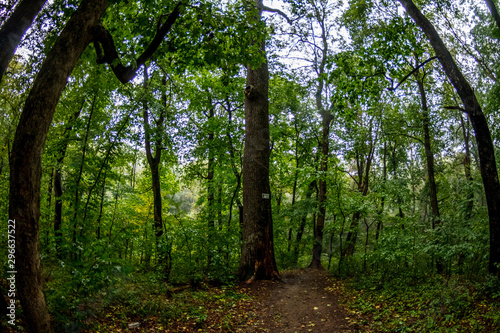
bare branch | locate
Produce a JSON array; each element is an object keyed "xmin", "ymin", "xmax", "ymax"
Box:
[
  {"xmin": 387, "ymin": 56, "xmax": 438, "ymax": 91},
  {"xmin": 261, "ymin": 5, "xmax": 292, "ymax": 25},
  {"xmin": 443, "ymin": 105, "xmax": 466, "ymax": 112}
]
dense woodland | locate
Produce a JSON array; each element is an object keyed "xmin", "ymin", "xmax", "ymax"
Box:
[{"xmin": 2, "ymin": 0, "xmax": 500, "ymax": 331}]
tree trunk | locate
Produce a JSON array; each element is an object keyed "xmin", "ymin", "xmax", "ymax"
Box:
[
  {"xmin": 53, "ymin": 168, "xmax": 63, "ymax": 257},
  {"xmin": 9, "ymin": 1, "xmax": 109, "ymax": 331},
  {"xmin": 226, "ymin": 97, "xmax": 243, "ymax": 228},
  {"xmin": 460, "ymin": 113, "xmax": 474, "ymax": 220},
  {"xmin": 484, "ymin": 0, "xmax": 500, "ymax": 32},
  {"xmin": 416, "ymin": 73, "xmax": 443, "ymax": 273},
  {"xmin": 399, "ymin": 0, "xmax": 500, "ymax": 275},
  {"xmin": 310, "ymin": 114, "xmax": 331, "ymax": 268},
  {"xmin": 416, "ymin": 76, "xmax": 440, "ymax": 228},
  {"xmin": 54, "ymin": 107, "xmax": 82, "ymax": 258},
  {"xmin": 0, "ymin": 0, "xmax": 47, "ymax": 82},
  {"xmin": 96, "ymin": 169, "xmax": 107, "ymax": 240},
  {"xmin": 238, "ymin": 0, "xmax": 279, "ymax": 282},
  {"xmin": 343, "ymin": 127, "xmax": 375, "ymax": 257},
  {"xmin": 375, "ymin": 141, "xmax": 387, "ymax": 242},
  {"xmin": 293, "ymin": 180, "xmax": 316, "ymax": 266},
  {"xmin": 207, "ymin": 101, "xmax": 216, "ymax": 271},
  {"xmin": 72, "ymin": 95, "xmax": 96, "ymax": 261},
  {"xmin": 9, "ymin": 0, "xmax": 182, "ymax": 328},
  {"xmin": 142, "ymin": 66, "xmax": 169, "ymax": 277}
]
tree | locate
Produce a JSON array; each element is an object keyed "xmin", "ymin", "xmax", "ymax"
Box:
[
  {"xmin": 9, "ymin": 0, "xmax": 182, "ymax": 330},
  {"xmin": 283, "ymin": 0, "xmax": 337, "ymax": 269},
  {"xmin": 0, "ymin": 0, "xmax": 47, "ymax": 82},
  {"xmin": 484, "ymin": 0, "xmax": 500, "ymax": 32},
  {"xmin": 142, "ymin": 65, "xmax": 171, "ymax": 278},
  {"xmin": 238, "ymin": 0, "xmax": 280, "ymax": 281},
  {"xmin": 398, "ymin": 0, "xmax": 500, "ymax": 275}
]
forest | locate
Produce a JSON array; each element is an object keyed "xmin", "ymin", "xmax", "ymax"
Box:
[{"xmin": 1, "ymin": 0, "xmax": 500, "ymax": 332}]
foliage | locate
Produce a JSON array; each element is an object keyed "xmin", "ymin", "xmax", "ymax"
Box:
[
  {"xmin": 2, "ymin": 0, "xmax": 500, "ymax": 330},
  {"xmin": 341, "ymin": 273, "xmax": 500, "ymax": 332}
]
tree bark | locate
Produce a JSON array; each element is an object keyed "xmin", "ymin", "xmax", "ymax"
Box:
[
  {"xmin": 415, "ymin": 74, "xmax": 440, "ymax": 228},
  {"xmin": 0, "ymin": 0, "xmax": 47, "ymax": 82},
  {"xmin": 459, "ymin": 113, "xmax": 474, "ymax": 220},
  {"xmin": 310, "ymin": 113, "xmax": 331, "ymax": 268},
  {"xmin": 238, "ymin": 0, "xmax": 279, "ymax": 281},
  {"xmin": 416, "ymin": 74, "xmax": 442, "ymax": 273},
  {"xmin": 9, "ymin": 1, "xmax": 108, "ymax": 331},
  {"xmin": 142, "ymin": 66, "xmax": 169, "ymax": 277},
  {"xmin": 343, "ymin": 120, "xmax": 375, "ymax": 257},
  {"xmin": 308, "ymin": 1, "xmax": 333, "ymax": 268},
  {"xmin": 484, "ymin": 0, "xmax": 500, "ymax": 32},
  {"xmin": 53, "ymin": 106, "xmax": 83, "ymax": 259},
  {"xmin": 375, "ymin": 141, "xmax": 387, "ymax": 242},
  {"xmin": 398, "ymin": 0, "xmax": 500, "ymax": 275},
  {"xmin": 9, "ymin": 0, "xmax": 183, "ymax": 329},
  {"xmin": 206, "ymin": 99, "xmax": 216, "ymax": 271}
]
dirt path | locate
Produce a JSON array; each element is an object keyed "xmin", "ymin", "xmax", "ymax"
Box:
[
  {"xmin": 238, "ymin": 269, "xmax": 358, "ymax": 332},
  {"xmin": 93, "ymin": 268, "xmax": 359, "ymax": 332}
]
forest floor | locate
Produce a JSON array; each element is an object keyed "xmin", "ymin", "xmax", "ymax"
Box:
[
  {"xmin": 94, "ymin": 268, "xmax": 361, "ymax": 332},
  {"xmin": 232, "ymin": 268, "xmax": 359, "ymax": 332}
]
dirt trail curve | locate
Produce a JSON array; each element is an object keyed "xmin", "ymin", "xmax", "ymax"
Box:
[{"xmin": 239, "ymin": 269, "xmax": 358, "ymax": 332}]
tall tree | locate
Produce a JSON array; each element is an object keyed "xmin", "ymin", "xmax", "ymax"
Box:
[
  {"xmin": 285, "ymin": 0, "xmax": 336, "ymax": 268},
  {"xmin": 414, "ymin": 60, "xmax": 442, "ymax": 272},
  {"xmin": 398, "ymin": 0, "xmax": 500, "ymax": 275},
  {"xmin": 8, "ymin": 0, "xmax": 182, "ymax": 330},
  {"xmin": 142, "ymin": 65, "xmax": 170, "ymax": 278},
  {"xmin": 0, "ymin": 0, "xmax": 47, "ymax": 82},
  {"xmin": 238, "ymin": 0, "xmax": 280, "ymax": 281}
]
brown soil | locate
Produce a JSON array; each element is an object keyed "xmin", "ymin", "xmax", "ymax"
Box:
[
  {"xmin": 86, "ymin": 268, "xmax": 360, "ymax": 332},
  {"xmin": 235, "ymin": 268, "xmax": 359, "ymax": 332}
]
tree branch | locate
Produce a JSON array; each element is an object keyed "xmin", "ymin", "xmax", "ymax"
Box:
[
  {"xmin": 93, "ymin": 2, "xmax": 182, "ymax": 84},
  {"xmin": 387, "ymin": 56, "xmax": 438, "ymax": 91},
  {"xmin": 443, "ymin": 105, "xmax": 466, "ymax": 112},
  {"xmin": 261, "ymin": 5, "xmax": 292, "ymax": 25}
]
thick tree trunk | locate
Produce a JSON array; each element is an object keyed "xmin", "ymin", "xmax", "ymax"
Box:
[
  {"xmin": 398, "ymin": 0, "xmax": 500, "ymax": 275},
  {"xmin": 9, "ymin": 0, "xmax": 182, "ymax": 329},
  {"xmin": 0, "ymin": 0, "xmax": 47, "ymax": 82},
  {"xmin": 238, "ymin": 0, "xmax": 279, "ymax": 282},
  {"xmin": 9, "ymin": 1, "xmax": 109, "ymax": 332}
]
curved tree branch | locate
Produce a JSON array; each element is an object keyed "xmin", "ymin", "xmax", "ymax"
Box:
[
  {"xmin": 93, "ymin": 1, "xmax": 182, "ymax": 84},
  {"xmin": 261, "ymin": 5, "xmax": 292, "ymax": 25},
  {"xmin": 387, "ymin": 56, "xmax": 438, "ymax": 91}
]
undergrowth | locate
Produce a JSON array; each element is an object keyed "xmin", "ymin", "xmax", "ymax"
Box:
[{"xmin": 338, "ymin": 272, "xmax": 500, "ymax": 332}]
